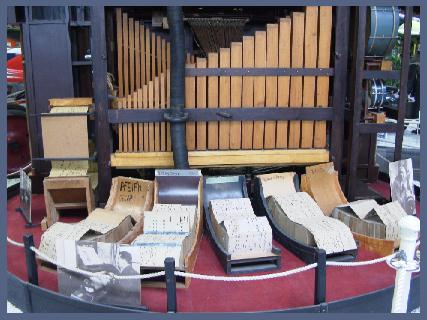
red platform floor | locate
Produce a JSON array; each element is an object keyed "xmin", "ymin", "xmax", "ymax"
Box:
[{"xmin": 7, "ymin": 181, "xmax": 420, "ymax": 312}]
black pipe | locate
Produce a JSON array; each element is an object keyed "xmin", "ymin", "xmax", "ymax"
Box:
[{"xmin": 165, "ymin": 6, "xmax": 189, "ymax": 169}]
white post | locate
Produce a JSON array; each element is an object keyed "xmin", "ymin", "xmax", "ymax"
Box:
[{"xmin": 391, "ymin": 215, "xmax": 420, "ymax": 313}]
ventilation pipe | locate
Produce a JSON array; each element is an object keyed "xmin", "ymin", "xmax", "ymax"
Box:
[{"xmin": 165, "ymin": 6, "xmax": 189, "ymax": 169}]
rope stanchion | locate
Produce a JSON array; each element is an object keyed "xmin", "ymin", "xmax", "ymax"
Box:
[{"xmin": 7, "ymin": 236, "xmax": 25, "ymax": 248}]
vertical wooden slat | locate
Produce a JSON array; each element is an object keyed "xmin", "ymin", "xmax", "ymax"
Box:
[
  {"xmin": 160, "ymin": 73, "xmax": 166, "ymax": 151},
  {"xmin": 276, "ymin": 17, "xmax": 291, "ymax": 148},
  {"xmin": 116, "ymin": 9, "xmax": 123, "ymax": 97},
  {"xmin": 253, "ymin": 31, "xmax": 266, "ymax": 149},
  {"xmin": 288, "ymin": 12, "xmax": 305, "ymax": 148},
  {"xmin": 301, "ymin": 7, "xmax": 319, "ymax": 148},
  {"xmin": 185, "ymin": 63, "xmax": 196, "ymax": 150},
  {"xmin": 166, "ymin": 42, "xmax": 171, "ymax": 151},
  {"xmin": 127, "ymin": 95, "xmax": 133, "ymax": 151},
  {"xmin": 146, "ymin": 28, "xmax": 151, "ymax": 83},
  {"xmin": 230, "ymin": 42, "xmax": 242, "ymax": 149},
  {"xmin": 129, "ymin": 18, "xmax": 135, "ymax": 94},
  {"xmin": 151, "ymin": 33, "xmax": 156, "ymax": 79},
  {"xmin": 265, "ymin": 24, "xmax": 279, "ymax": 149},
  {"xmin": 196, "ymin": 57, "xmax": 207, "ymax": 150},
  {"xmin": 123, "ymin": 98, "xmax": 128, "ymax": 152},
  {"xmin": 157, "ymin": 36, "xmax": 162, "ymax": 79},
  {"xmin": 148, "ymin": 81, "xmax": 155, "ymax": 151},
  {"xmin": 162, "ymin": 39, "xmax": 167, "ymax": 74},
  {"xmin": 140, "ymin": 24, "xmax": 145, "ymax": 86},
  {"xmin": 137, "ymin": 88, "xmax": 143, "ymax": 151},
  {"xmin": 135, "ymin": 20, "xmax": 140, "ymax": 90},
  {"xmin": 219, "ymin": 48, "xmax": 231, "ymax": 150},
  {"xmin": 242, "ymin": 36, "xmax": 254, "ymax": 149},
  {"xmin": 143, "ymin": 84, "xmax": 149, "ymax": 151},
  {"xmin": 207, "ymin": 53, "xmax": 219, "ymax": 150},
  {"xmin": 118, "ymin": 98, "xmax": 123, "ymax": 151},
  {"xmin": 133, "ymin": 91, "xmax": 138, "ymax": 150},
  {"xmin": 154, "ymin": 76, "xmax": 160, "ymax": 151},
  {"xmin": 314, "ymin": 6, "xmax": 333, "ymax": 148},
  {"xmin": 123, "ymin": 13, "xmax": 129, "ymax": 96}
]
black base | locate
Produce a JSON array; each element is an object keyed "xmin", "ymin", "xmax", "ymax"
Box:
[{"xmin": 15, "ymin": 207, "xmax": 41, "ymax": 228}]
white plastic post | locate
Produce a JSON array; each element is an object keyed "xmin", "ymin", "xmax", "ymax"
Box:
[{"xmin": 391, "ymin": 215, "xmax": 420, "ymax": 313}]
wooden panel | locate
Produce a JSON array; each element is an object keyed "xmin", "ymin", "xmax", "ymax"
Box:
[
  {"xmin": 123, "ymin": 98, "xmax": 128, "ymax": 152},
  {"xmin": 301, "ymin": 7, "xmax": 318, "ymax": 148},
  {"xmin": 135, "ymin": 20, "xmax": 140, "ymax": 90},
  {"xmin": 137, "ymin": 88, "xmax": 143, "ymax": 151},
  {"xmin": 116, "ymin": 9, "xmax": 123, "ymax": 97},
  {"xmin": 288, "ymin": 12, "xmax": 305, "ymax": 148},
  {"xmin": 277, "ymin": 17, "xmax": 291, "ymax": 148},
  {"xmin": 253, "ymin": 31, "xmax": 266, "ymax": 149},
  {"xmin": 148, "ymin": 81, "xmax": 154, "ymax": 151},
  {"xmin": 230, "ymin": 42, "xmax": 242, "ymax": 149},
  {"xmin": 185, "ymin": 63, "xmax": 196, "ymax": 150},
  {"xmin": 123, "ymin": 13, "xmax": 129, "ymax": 96},
  {"xmin": 126, "ymin": 95, "xmax": 133, "ymax": 151},
  {"xmin": 154, "ymin": 77, "xmax": 160, "ymax": 151},
  {"xmin": 166, "ymin": 43, "xmax": 171, "ymax": 151},
  {"xmin": 265, "ymin": 24, "xmax": 279, "ymax": 149},
  {"xmin": 48, "ymin": 98, "xmax": 93, "ymax": 107},
  {"xmin": 219, "ymin": 48, "xmax": 230, "ymax": 150},
  {"xmin": 241, "ymin": 36, "xmax": 254, "ymax": 149},
  {"xmin": 129, "ymin": 18, "xmax": 135, "ymax": 93},
  {"xmin": 111, "ymin": 149, "xmax": 330, "ymax": 168},
  {"xmin": 140, "ymin": 24, "xmax": 145, "ymax": 86},
  {"xmin": 314, "ymin": 6, "xmax": 333, "ymax": 148},
  {"xmin": 145, "ymin": 28, "xmax": 151, "ymax": 84},
  {"xmin": 157, "ymin": 36, "xmax": 162, "ymax": 78},
  {"xmin": 118, "ymin": 98, "xmax": 123, "ymax": 152},
  {"xmin": 196, "ymin": 58, "xmax": 207, "ymax": 150},
  {"xmin": 160, "ymin": 73, "xmax": 166, "ymax": 151},
  {"xmin": 133, "ymin": 91, "xmax": 138, "ymax": 151},
  {"xmin": 151, "ymin": 33, "xmax": 156, "ymax": 79},
  {"xmin": 208, "ymin": 53, "xmax": 219, "ymax": 150},
  {"xmin": 143, "ymin": 85, "xmax": 149, "ymax": 151},
  {"xmin": 161, "ymin": 39, "xmax": 167, "ymax": 74}
]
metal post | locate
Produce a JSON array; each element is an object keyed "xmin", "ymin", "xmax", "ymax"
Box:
[
  {"xmin": 394, "ymin": 7, "xmax": 413, "ymax": 161},
  {"xmin": 346, "ymin": 6, "xmax": 367, "ymax": 200},
  {"xmin": 391, "ymin": 216, "xmax": 420, "ymax": 313},
  {"xmin": 314, "ymin": 249, "xmax": 327, "ymax": 305},
  {"xmin": 330, "ymin": 6, "xmax": 350, "ymax": 176},
  {"xmin": 90, "ymin": 5, "xmax": 112, "ymax": 205},
  {"xmin": 165, "ymin": 257, "xmax": 177, "ymax": 313},
  {"xmin": 23, "ymin": 234, "xmax": 38, "ymax": 286}
]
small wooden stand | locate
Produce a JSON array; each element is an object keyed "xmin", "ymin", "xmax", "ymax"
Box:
[{"xmin": 43, "ymin": 176, "xmax": 95, "ymax": 226}]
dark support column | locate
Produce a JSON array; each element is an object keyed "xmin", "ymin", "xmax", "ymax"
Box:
[
  {"xmin": 314, "ymin": 249, "xmax": 327, "ymax": 305},
  {"xmin": 330, "ymin": 6, "xmax": 350, "ymax": 176},
  {"xmin": 23, "ymin": 234, "xmax": 38, "ymax": 286},
  {"xmin": 394, "ymin": 7, "xmax": 413, "ymax": 161},
  {"xmin": 346, "ymin": 7, "xmax": 367, "ymax": 200},
  {"xmin": 165, "ymin": 257, "xmax": 177, "ymax": 313},
  {"xmin": 91, "ymin": 6, "xmax": 112, "ymax": 205}
]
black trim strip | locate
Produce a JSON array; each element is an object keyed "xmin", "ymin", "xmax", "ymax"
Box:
[
  {"xmin": 108, "ymin": 107, "xmax": 334, "ymax": 123},
  {"xmin": 185, "ymin": 67, "xmax": 334, "ymax": 77},
  {"xmin": 358, "ymin": 123, "xmax": 397, "ymax": 133}
]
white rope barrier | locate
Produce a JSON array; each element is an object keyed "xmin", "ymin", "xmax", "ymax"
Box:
[
  {"xmin": 326, "ymin": 253, "xmax": 395, "ymax": 267},
  {"xmin": 174, "ymin": 263, "xmax": 318, "ymax": 281},
  {"xmin": 7, "ymin": 236, "xmax": 25, "ymax": 248}
]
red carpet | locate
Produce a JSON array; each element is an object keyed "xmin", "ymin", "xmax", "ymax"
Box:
[{"xmin": 7, "ymin": 182, "xmax": 418, "ymax": 312}]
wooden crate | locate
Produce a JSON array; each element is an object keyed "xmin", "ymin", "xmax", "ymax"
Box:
[{"xmin": 43, "ymin": 176, "xmax": 95, "ymax": 227}]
